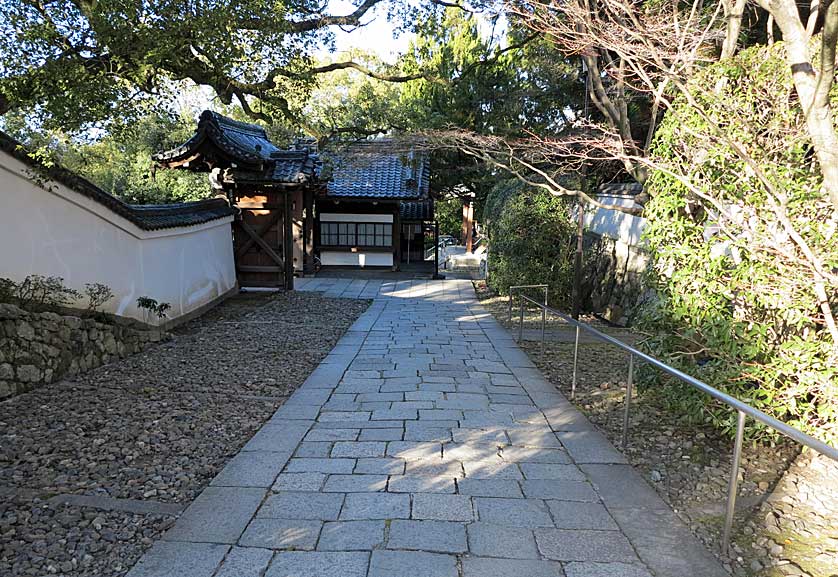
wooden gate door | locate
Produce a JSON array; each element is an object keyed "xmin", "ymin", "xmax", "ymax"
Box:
[{"xmin": 232, "ymin": 190, "xmax": 294, "ymax": 289}]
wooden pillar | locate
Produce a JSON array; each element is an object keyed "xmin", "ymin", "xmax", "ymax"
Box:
[
  {"xmin": 302, "ymin": 188, "xmax": 315, "ymax": 274},
  {"xmin": 394, "ymin": 204, "xmax": 402, "ymax": 271},
  {"xmin": 284, "ymin": 191, "xmax": 294, "ymax": 290},
  {"xmin": 462, "ymin": 199, "xmax": 474, "ymax": 253}
]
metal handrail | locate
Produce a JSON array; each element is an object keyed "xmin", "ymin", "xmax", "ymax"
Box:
[
  {"xmin": 508, "ymin": 285, "xmax": 549, "ymax": 352},
  {"xmin": 508, "ymin": 284, "xmax": 548, "ymax": 323},
  {"xmin": 515, "ymin": 292, "xmax": 838, "ymax": 556}
]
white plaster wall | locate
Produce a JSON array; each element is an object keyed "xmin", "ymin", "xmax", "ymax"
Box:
[
  {"xmin": 584, "ymin": 194, "xmax": 647, "ymax": 246},
  {"xmin": 0, "ymin": 153, "xmax": 236, "ymax": 323},
  {"xmin": 320, "ymin": 213, "xmax": 393, "ymax": 223},
  {"xmin": 320, "ymin": 251, "xmax": 393, "ymax": 267}
]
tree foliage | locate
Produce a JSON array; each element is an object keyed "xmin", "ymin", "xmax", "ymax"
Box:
[
  {"xmin": 483, "ymin": 179, "xmax": 576, "ymax": 307},
  {"xmin": 392, "ymin": 7, "xmax": 585, "ymax": 225},
  {"xmin": 2, "ymin": 108, "xmax": 212, "ymax": 203},
  {"xmin": 0, "ymin": 0, "xmax": 477, "ymax": 133},
  {"xmin": 638, "ymin": 43, "xmax": 838, "ymax": 444}
]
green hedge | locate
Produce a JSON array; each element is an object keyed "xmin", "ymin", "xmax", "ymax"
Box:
[
  {"xmin": 638, "ymin": 42, "xmax": 838, "ymax": 445},
  {"xmin": 484, "ymin": 179, "xmax": 575, "ymax": 308}
]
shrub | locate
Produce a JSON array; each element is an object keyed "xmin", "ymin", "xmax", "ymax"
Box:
[
  {"xmin": 483, "ymin": 179, "xmax": 576, "ymax": 308},
  {"xmin": 4, "ymin": 275, "xmax": 82, "ymax": 309},
  {"xmin": 638, "ymin": 42, "xmax": 838, "ymax": 445},
  {"xmin": 136, "ymin": 296, "xmax": 172, "ymax": 324},
  {"xmin": 84, "ymin": 283, "xmax": 114, "ymax": 313}
]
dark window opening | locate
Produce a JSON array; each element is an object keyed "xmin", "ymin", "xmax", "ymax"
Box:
[{"xmin": 320, "ymin": 222, "xmax": 392, "ymax": 248}]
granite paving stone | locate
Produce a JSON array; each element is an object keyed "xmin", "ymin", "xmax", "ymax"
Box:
[
  {"xmin": 474, "ymin": 497, "xmax": 554, "ymax": 528},
  {"xmin": 386, "ymin": 441, "xmax": 442, "ymax": 460},
  {"xmin": 563, "ymin": 562, "xmax": 653, "ymax": 577},
  {"xmin": 257, "ymin": 492, "xmax": 344, "ymax": 520},
  {"xmin": 242, "ymin": 422, "xmax": 312, "ymax": 452},
  {"xmin": 340, "ymin": 492, "xmax": 411, "ymax": 520},
  {"xmin": 467, "ymin": 523, "xmax": 540, "ymax": 559},
  {"xmin": 163, "ymin": 487, "xmax": 266, "ymax": 544},
  {"xmin": 284, "ymin": 458, "xmax": 356, "ymax": 474},
  {"xmin": 213, "ymin": 547, "xmax": 274, "ymax": 577},
  {"xmin": 318, "ymin": 411, "xmax": 371, "ymax": 422},
  {"xmin": 368, "ymin": 550, "xmax": 458, "ymax": 577},
  {"xmin": 520, "ymin": 463, "xmax": 586, "ymax": 481},
  {"xmin": 462, "ymin": 461, "xmax": 523, "ymax": 479},
  {"xmin": 238, "ymin": 518, "xmax": 322, "ymax": 550},
  {"xmin": 317, "ymin": 520, "xmax": 386, "ymax": 551},
  {"xmin": 546, "ymin": 501, "xmax": 619, "ymax": 530},
  {"xmin": 387, "ymin": 475, "xmax": 456, "ymax": 493},
  {"xmin": 404, "ymin": 460, "xmax": 465, "ymax": 478},
  {"xmin": 411, "ymin": 493, "xmax": 474, "ymax": 521},
  {"xmin": 501, "ymin": 446, "xmax": 572, "ymax": 464},
  {"xmin": 266, "ymin": 551, "xmax": 369, "ymax": 577},
  {"xmin": 456, "ymin": 478, "xmax": 524, "ymax": 498},
  {"xmin": 331, "ymin": 441, "xmax": 387, "ymax": 458},
  {"xmin": 322, "ymin": 474, "xmax": 388, "ymax": 492},
  {"xmin": 535, "ymin": 529, "xmax": 639, "ymax": 562},
  {"xmin": 126, "ymin": 279, "xmax": 725, "ymax": 577},
  {"xmin": 520, "ymin": 480, "xmax": 600, "ymax": 502},
  {"xmin": 295, "ymin": 442, "xmax": 333, "ymax": 458},
  {"xmin": 387, "ymin": 520, "xmax": 467, "ymax": 553},
  {"xmin": 359, "ymin": 428, "xmax": 404, "ymax": 441},
  {"xmin": 354, "ymin": 457, "xmax": 406, "ymax": 475},
  {"xmin": 272, "ymin": 472, "xmax": 326, "ymax": 492},
  {"xmin": 125, "ymin": 542, "xmax": 229, "ymax": 577},
  {"xmin": 211, "ymin": 451, "xmax": 293, "ymax": 488},
  {"xmin": 443, "ymin": 442, "xmax": 505, "ymax": 463},
  {"xmin": 462, "ymin": 557, "xmax": 565, "ymax": 577},
  {"xmin": 304, "ymin": 428, "xmax": 359, "ymax": 442}
]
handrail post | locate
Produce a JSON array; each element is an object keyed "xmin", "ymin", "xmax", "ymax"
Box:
[
  {"xmin": 622, "ymin": 354, "xmax": 634, "ymax": 449},
  {"xmin": 540, "ymin": 306, "xmax": 546, "ymax": 355},
  {"xmin": 722, "ymin": 410, "xmax": 746, "ymax": 557},
  {"xmin": 571, "ymin": 325, "xmax": 580, "ymax": 400},
  {"xmin": 508, "ymin": 289, "xmax": 513, "ymax": 323},
  {"xmin": 542, "ymin": 288, "xmax": 548, "ymax": 355},
  {"xmin": 518, "ymin": 296, "xmax": 525, "ymax": 342}
]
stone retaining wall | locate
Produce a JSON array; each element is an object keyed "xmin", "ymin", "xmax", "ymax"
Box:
[
  {"xmin": 0, "ymin": 303, "xmax": 164, "ymax": 399},
  {"xmin": 582, "ymin": 231, "xmax": 651, "ymax": 326}
]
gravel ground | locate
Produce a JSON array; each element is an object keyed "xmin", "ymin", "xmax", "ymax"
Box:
[
  {"xmin": 0, "ymin": 291, "xmax": 370, "ymax": 577},
  {"xmin": 474, "ymin": 282, "xmax": 836, "ymax": 577}
]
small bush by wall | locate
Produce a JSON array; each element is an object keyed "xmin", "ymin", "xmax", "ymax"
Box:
[
  {"xmin": 483, "ymin": 180, "xmax": 576, "ymax": 307},
  {"xmin": 0, "ymin": 303, "xmax": 165, "ymax": 399}
]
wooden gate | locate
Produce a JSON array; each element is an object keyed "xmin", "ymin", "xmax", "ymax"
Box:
[{"xmin": 232, "ymin": 190, "xmax": 294, "ymax": 289}]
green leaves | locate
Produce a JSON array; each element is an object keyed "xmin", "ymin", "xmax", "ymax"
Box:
[
  {"xmin": 485, "ymin": 180, "xmax": 576, "ymax": 308},
  {"xmin": 639, "ymin": 43, "xmax": 838, "ymax": 446}
]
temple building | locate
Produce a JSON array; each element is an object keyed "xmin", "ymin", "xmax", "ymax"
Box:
[{"xmin": 153, "ymin": 110, "xmax": 437, "ymax": 289}]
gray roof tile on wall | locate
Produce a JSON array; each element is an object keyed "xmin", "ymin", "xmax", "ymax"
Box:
[{"xmin": 1, "ymin": 130, "xmax": 234, "ymax": 231}]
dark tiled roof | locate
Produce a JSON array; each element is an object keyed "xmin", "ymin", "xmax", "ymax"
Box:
[
  {"xmin": 400, "ymin": 200, "xmax": 434, "ymax": 221},
  {"xmin": 153, "ymin": 110, "xmax": 279, "ymax": 168},
  {"xmin": 153, "ymin": 111, "xmax": 321, "ymax": 185},
  {"xmin": 597, "ymin": 182, "xmax": 643, "ymax": 195},
  {"xmin": 273, "ymin": 150, "xmax": 320, "ymax": 182},
  {"xmin": 229, "ymin": 149, "xmax": 321, "ymax": 185},
  {"xmin": 323, "ymin": 141, "xmax": 430, "ymax": 200},
  {"xmin": 1, "ymin": 130, "xmax": 233, "ymax": 231}
]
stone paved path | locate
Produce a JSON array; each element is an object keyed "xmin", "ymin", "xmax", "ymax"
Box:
[{"xmin": 127, "ymin": 279, "xmax": 728, "ymax": 577}]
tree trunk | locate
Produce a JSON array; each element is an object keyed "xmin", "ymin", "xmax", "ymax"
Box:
[
  {"xmin": 721, "ymin": 0, "xmax": 748, "ymax": 59},
  {"xmin": 766, "ymin": 0, "xmax": 838, "ymax": 210}
]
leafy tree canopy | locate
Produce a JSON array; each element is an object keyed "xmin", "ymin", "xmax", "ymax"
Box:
[{"xmin": 0, "ymin": 0, "xmax": 492, "ymax": 133}]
